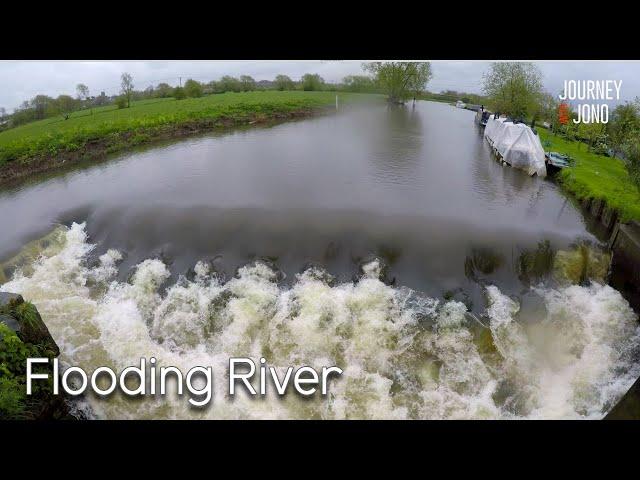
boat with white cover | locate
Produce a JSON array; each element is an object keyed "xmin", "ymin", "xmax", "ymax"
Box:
[{"xmin": 484, "ymin": 115, "xmax": 547, "ymax": 177}]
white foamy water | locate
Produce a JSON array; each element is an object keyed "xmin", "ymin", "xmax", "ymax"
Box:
[{"xmin": 2, "ymin": 222, "xmax": 640, "ymax": 419}]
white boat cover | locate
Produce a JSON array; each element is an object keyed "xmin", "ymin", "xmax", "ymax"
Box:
[{"xmin": 484, "ymin": 116, "xmax": 547, "ymax": 177}]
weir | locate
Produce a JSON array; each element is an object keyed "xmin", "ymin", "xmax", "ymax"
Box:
[
  {"xmin": 2, "ymin": 221, "xmax": 640, "ymax": 420},
  {"xmin": 608, "ymin": 221, "xmax": 640, "ymax": 311},
  {"xmin": 596, "ymin": 219, "xmax": 640, "ymax": 418}
]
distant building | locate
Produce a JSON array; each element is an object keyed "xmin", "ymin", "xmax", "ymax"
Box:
[{"xmin": 92, "ymin": 91, "xmax": 109, "ymax": 106}]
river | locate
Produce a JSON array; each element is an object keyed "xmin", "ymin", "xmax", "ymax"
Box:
[{"xmin": 1, "ymin": 100, "xmax": 639, "ymax": 419}]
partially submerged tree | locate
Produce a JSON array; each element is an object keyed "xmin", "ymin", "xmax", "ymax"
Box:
[
  {"xmin": 482, "ymin": 62, "xmax": 543, "ymax": 119},
  {"xmin": 274, "ymin": 74, "xmax": 295, "ymax": 91},
  {"xmin": 120, "ymin": 72, "xmax": 134, "ymax": 108},
  {"xmin": 362, "ymin": 62, "xmax": 432, "ymax": 103}
]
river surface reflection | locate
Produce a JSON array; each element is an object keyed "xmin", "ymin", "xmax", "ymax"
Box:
[{"xmin": 0, "ymin": 100, "xmax": 596, "ymax": 310}]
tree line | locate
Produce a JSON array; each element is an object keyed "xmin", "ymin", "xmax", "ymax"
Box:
[
  {"xmin": 0, "ymin": 72, "xmax": 382, "ymax": 130},
  {"xmin": 1, "ymin": 63, "xmax": 442, "ymax": 131}
]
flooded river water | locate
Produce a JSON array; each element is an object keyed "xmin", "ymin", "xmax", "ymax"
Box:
[{"xmin": 2, "ymin": 100, "xmax": 639, "ymax": 419}]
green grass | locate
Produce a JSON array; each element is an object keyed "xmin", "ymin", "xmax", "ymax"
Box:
[
  {"xmin": 538, "ymin": 128, "xmax": 640, "ymax": 222},
  {"xmin": 0, "ymin": 91, "xmax": 381, "ymax": 169}
]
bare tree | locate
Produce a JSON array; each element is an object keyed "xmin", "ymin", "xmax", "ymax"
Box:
[
  {"xmin": 120, "ymin": 73, "xmax": 134, "ymax": 108},
  {"xmin": 76, "ymin": 83, "xmax": 91, "ymax": 114}
]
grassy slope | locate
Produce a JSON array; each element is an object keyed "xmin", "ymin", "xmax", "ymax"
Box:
[
  {"xmin": 0, "ymin": 91, "xmax": 380, "ymax": 168},
  {"xmin": 538, "ymin": 128, "xmax": 640, "ymax": 222}
]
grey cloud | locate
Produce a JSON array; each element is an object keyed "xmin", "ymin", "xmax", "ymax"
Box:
[{"xmin": 1, "ymin": 61, "xmax": 639, "ymax": 111}]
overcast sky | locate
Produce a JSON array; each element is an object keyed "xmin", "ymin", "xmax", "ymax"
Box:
[{"xmin": 1, "ymin": 60, "xmax": 640, "ymax": 111}]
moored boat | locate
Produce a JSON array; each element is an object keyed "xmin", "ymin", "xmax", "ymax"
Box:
[
  {"xmin": 545, "ymin": 151, "xmax": 573, "ymax": 174},
  {"xmin": 475, "ymin": 109, "xmax": 491, "ymax": 127},
  {"xmin": 484, "ymin": 115, "xmax": 547, "ymax": 177}
]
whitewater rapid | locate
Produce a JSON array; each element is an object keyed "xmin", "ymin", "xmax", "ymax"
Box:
[{"xmin": 2, "ymin": 222, "xmax": 640, "ymax": 419}]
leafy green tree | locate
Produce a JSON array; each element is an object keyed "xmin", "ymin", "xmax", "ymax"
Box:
[
  {"xmin": 173, "ymin": 86, "xmax": 186, "ymax": 100},
  {"xmin": 607, "ymin": 101, "xmax": 640, "ymax": 158},
  {"xmin": 240, "ymin": 75, "xmax": 256, "ymax": 91},
  {"xmin": 10, "ymin": 102, "xmax": 36, "ymax": 126},
  {"xmin": 219, "ymin": 76, "xmax": 242, "ymax": 92},
  {"xmin": 184, "ymin": 79, "xmax": 203, "ymax": 98},
  {"xmin": 274, "ymin": 75, "xmax": 295, "ymax": 91},
  {"xmin": 301, "ymin": 73, "xmax": 324, "ymax": 91},
  {"xmin": 482, "ymin": 62, "xmax": 543, "ymax": 119},
  {"xmin": 30, "ymin": 95, "xmax": 56, "ymax": 120},
  {"xmin": 577, "ymin": 121, "xmax": 607, "ymax": 151},
  {"xmin": 55, "ymin": 95, "xmax": 76, "ymax": 119},
  {"xmin": 624, "ymin": 138, "xmax": 640, "ymax": 187},
  {"xmin": 155, "ymin": 83, "xmax": 173, "ymax": 98},
  {"xmin": 115, "ymin": 96, "xmax": 128, "ymax": 109},
  {"xmin": 120, "ymin": 72, "xmax": 134, "ymax": 108},
  {"xmin": 363, "ymin": 62, "xmax": 432, "ymax": 103}
]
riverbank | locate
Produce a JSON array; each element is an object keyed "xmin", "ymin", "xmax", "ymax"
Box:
[
  {"xmin": 0, "ymin": 91, "xmax": 381, "ymax": 185},
  {"xmin": 0, "ymin": 292, "xmax": 69, "ymax": 419},
  {"xmin": 537, "ymin": 128, "xmax": 640, "ymax": 222}
]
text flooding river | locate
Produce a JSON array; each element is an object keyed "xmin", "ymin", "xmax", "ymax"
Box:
[{"xmin": 2, "ymin": 100, "xmax": 639, "ymax": 419}]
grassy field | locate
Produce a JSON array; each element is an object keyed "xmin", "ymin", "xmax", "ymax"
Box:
[
  {"xmin": 0, "ymin": 91, "xmax": 381, "ymax": 172},
  {"xmin": 538, "ymin": 128, "xmax": 640, "ymax": 222}
]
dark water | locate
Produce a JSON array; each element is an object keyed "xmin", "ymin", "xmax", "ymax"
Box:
[{"xmin": 0, "ymin": 101, "xmax": 596, "ymax": 312}]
